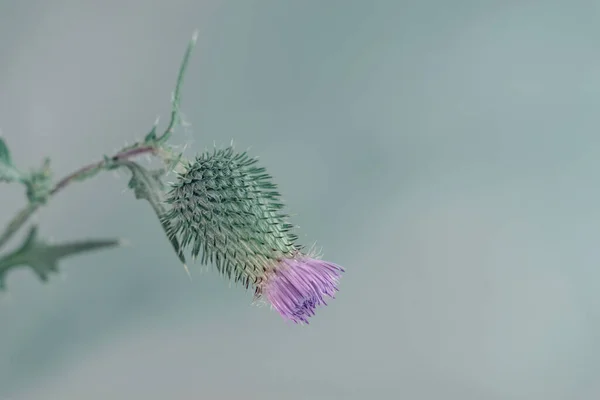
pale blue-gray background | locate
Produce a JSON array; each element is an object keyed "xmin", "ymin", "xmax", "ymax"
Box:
[{"xmin": 1, "ymin": 0, "xmax": 600, "ymax": 399}]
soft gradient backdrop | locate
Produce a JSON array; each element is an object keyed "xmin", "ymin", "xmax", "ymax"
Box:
[{"xmin": 2, "ymin": 0, "xmax": 600, "ymax": 399}]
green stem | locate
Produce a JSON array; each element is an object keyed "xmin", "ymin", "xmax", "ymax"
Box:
[
  {"xmin": 51, "ymin": 145, "xmax": 156, "ymax": 196},
  {"xmin": 0, "ymin": 205, "xmax": 38, "ymax": 251},
  {"xmin": 156, "ymin": 30, "xmax": 198, "ymax": 145},
  {"xmin": 0, "ymin": 30, "xmax": 198, "ymax": 251},
  {"xmin": 0, "ymin": 145, "xmax": 157, "ymax": 250}
]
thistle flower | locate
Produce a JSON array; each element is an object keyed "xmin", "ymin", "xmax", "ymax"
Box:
[
  {"xmin": 164, "ymin": 146, "xmax": 344, "ymax": 323},
  {"xmin": 255, "ymin": 250, "xmax": 343, "ymax": 324}
]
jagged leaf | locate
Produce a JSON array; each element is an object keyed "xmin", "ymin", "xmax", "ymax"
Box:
[
  {"xmin": 119, "ymin": 160, "xmax": 186, "ymax": 265},
  {"xmin": 0, "ymin": 137, "xmax": 23, "ymax": 183},
  {"xmin": 0, "ymin": 137, "xmax": 10, "ymax": 163},
  {"xmin": 0, "ymin": 226, "xmax": 120, "ymax": 288}
]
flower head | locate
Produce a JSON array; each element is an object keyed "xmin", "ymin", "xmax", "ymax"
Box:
[
  {"xmin": 255, "ymin": 252, "xmax": 344, "ymax": 324},
  {"xmin": 165, "ymin": 146, "xmax": 344, "ymax": 323}
]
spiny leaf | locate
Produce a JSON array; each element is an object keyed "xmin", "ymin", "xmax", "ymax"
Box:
[
  {"xmin": 0, "ymin": 226, "xmax": 120, "ymax": 287},
  {"xmin": 144, "ymin": 118, "xmax": 159, "ymax": 143},
  {"xmin": 119, "ymin": 160, "xmax": 186, "ymax": 265},
  {"xmin": 0, "ymin": 137, "xmax": 10, "ymax": 163},
  {"xmin": 0, "ymin": 137, "xmax": 23, "ymax": 183}
]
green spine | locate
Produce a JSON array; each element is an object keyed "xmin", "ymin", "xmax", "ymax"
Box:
[{"xmin": 165, "ymin": 147, "xmax": 300, "ymax": 288}]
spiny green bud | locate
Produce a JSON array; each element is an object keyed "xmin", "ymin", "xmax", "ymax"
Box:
[{"xmin": 164, "ymin": 147, "xmax": 300, "ymax": 288}]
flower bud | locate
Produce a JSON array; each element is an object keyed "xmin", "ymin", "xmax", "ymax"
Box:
[{"xmin": 165, "ymin": 147, "xmax": 343, "ymax": 323}]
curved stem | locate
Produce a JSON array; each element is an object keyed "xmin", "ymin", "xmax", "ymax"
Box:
[
  {"xmin": 0, "ymin": 30, "xmax": 198, "ymax": 251},
  {"xmin": 0, "ymin": 145, "xmax": 157, "ymax": 250},
  {"xmin": 156, "ymin": 30, "xmax": 198, "ymax": 145},
  {"xmin": 50, "ymin": 145, "xmax": 156, "ymax": 196},
  {"xmin": 0, "ymin": 205, "xmax": 38, "ymax": 251}
]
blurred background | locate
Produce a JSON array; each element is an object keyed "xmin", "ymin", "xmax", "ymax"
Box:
[{"xmin": 1, "ymin": 0, "xmax": 600, "ymax": 398}]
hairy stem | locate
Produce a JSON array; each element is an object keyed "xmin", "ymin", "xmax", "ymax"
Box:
[
  {"xmin": 156, "ymin": 30, "xmax": 198, "ymax": 145},
  {"xmin": 0, "ymin": 30, "xmax": 198, "ymax": 252},
  {"xmin": 51, "ymin": 145, "xmax": 156, "ymax": 196},
  {"xmin": 0, "ymin": 205, "xmax": 37, "ymax": 251},
  {"xmin": 0, "ymin": 146, "xmax": 157, "ymax": 250}
]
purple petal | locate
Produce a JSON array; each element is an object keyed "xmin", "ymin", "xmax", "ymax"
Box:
[{"xmin": 261, "ymin": 256, "xmax": 344, "ymax": 324}]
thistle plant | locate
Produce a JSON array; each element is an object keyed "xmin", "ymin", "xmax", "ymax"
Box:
[{"xmin": 0, "ymin": 32, "xmax": 344, "ymax": 324}]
